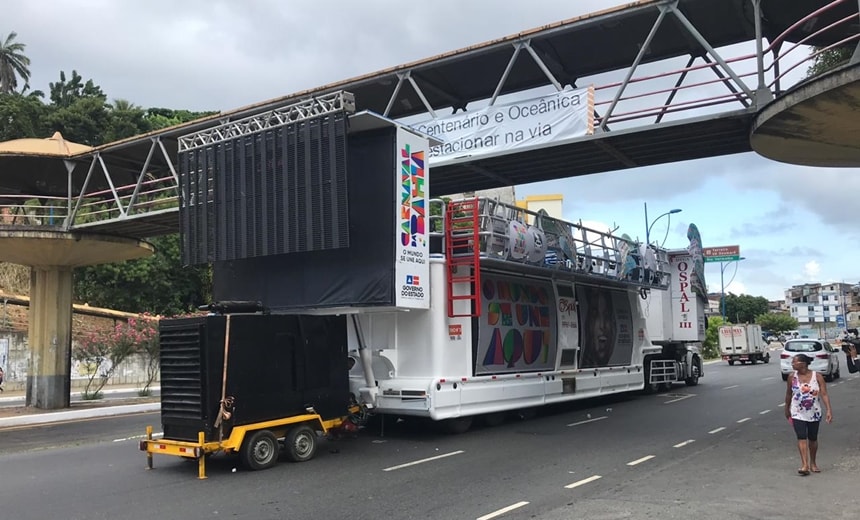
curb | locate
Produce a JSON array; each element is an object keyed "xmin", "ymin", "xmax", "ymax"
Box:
[{"xmin": 0, "ymin": 402, "xmax": 160, "ymax": 428}]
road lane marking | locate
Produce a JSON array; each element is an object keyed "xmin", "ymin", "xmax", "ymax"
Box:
[
  {"xmin": 113, "ymin": 432, "xmax": 163, "ymax": 442},
  {"xmin": 383, "ymin": 450, "xmax": 464, "ymax": 472},
  {"xmin": 759, "ymin": 410, "xmax": 772, "ymax": 415},
  {"xmin": 737, "ymin": 418, "xmax": 751, "ymax": 423},
  {"xmin": 627, "ymin": 455, "xmax": 655, "ymax": 466},
  {"xmin": 723, "ymin": 385, "xmax": 739, "ymax": 390},
  {"xmin": 664, "ymin": 395, "xmax": 694, "ymax": 404},
  {"xmin": 565, "ymin": 475, "xmax": 602, "ymax": 489},
  {"xmin": 778, "ymin": 403, "xmax": 785, "ymax": 407},
  {"xmin": 709, "ymin": 427, "xmax": 726, "ymax": 434},
  {"xmin": 673, "ymin": 440, "xmax": 695, "ymax": 448},
  {"xmin": 567, "ymin": 416, "xmax": 607, "ymax": 427},
  {"xmin": 477, "ymin": 501, "xmax": 529, "ymax": 520},
  {"xmin": 761, "ymin": 377, "xmax": 775, "ymax": 381}
]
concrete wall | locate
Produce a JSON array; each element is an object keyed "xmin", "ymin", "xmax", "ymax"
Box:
[{"xmin": 0, "ymin": 331, "xmax": 158, "ymax": 392}]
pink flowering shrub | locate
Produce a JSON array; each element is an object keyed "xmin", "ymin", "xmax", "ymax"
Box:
[{"xmin": 72, "ymin": 314, "xmax": 160, "ymax": 399}]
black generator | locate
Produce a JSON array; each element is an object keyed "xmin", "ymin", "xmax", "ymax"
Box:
[{"xmin": 158, "ymin": 313, "xmax": 350, "ymax": 442}]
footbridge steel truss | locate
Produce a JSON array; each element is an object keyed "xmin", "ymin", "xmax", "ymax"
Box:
[{"xmin": 1, "ymin": 0, "xmax": 856, "ymax": 239}]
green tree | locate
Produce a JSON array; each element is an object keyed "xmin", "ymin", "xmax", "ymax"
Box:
[
  {"xmin": 145, "ymin": 107, "xmax": 217, "ymax": 129},
  {"xmin": 755, "ymin": 312, "xmax": 798, "ymax": 334},
  {"xmin": 0, "ymin": 90, "xmax": 48, "ymax": 141},
  {"xmin": 702, "ymin": 315, "xmax": 726, "ymax": 359},
  {"xmin": 723, "ymin": 293, "xmax": 769, "ymax": 324},
  {"xmin": 806, "ymin": 46, "xmax": 855, "ymax": 78},
  {"xmin": 44, "ymin": 71, "xmax": 109, "ymax": 145},
  {"xmin": 0, "ymin": 32, "xmax": 30, "ymax": 94},
  {"xmin": 105, "ymin": 98, "xmax": 151, "ymax": 142},
  {"xmin": 74, "ymin": 234, "xmax": 211, "ymax": 316}
]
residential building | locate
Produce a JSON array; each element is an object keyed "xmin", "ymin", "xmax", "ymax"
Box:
[{"xmin": 784, "ymin": 282, "xmax": 854, "ymax": 325}]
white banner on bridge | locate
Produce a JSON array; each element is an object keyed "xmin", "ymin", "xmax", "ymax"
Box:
[{"xmin": 413, "ymin": 86, "xmax": 594, "ymax": 166}]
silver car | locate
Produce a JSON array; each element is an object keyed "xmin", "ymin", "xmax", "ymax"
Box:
[{"xmin": 780, "ymin": 339, "xmax": 840, "ymax": 381}]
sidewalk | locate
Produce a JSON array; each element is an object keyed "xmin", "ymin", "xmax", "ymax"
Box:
[{"xmin": 0, "ymin": 385, "xmax": 161, "ymax": 429}]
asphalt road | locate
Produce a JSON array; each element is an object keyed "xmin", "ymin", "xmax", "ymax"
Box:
[{"xmin": 2, "ymin": 359, "xmax": 859, "ymax": 520}]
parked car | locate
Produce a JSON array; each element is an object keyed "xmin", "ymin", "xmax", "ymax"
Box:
[{"xmin": 780, "ymin": 339, "xmax": 840, "ymax": 381}]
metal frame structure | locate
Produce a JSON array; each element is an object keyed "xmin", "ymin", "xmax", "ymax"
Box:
[
  {"xmin": 177, "ymin": 91, "xmax": 356, "ymax": 151},
  {"xmin": 0, "ymin": 0, "xmax": 855, "ymax": 238}
]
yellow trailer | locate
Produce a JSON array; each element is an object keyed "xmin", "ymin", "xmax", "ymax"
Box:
[{"xmin": 140, "ymin": 409, "xmax": 362, "ymax": 479}]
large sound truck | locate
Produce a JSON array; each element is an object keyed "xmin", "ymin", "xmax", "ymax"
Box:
[
  {"xmin": 141, "ymin": 105, "xmax": 706, "ymax": 475},
  {"xmin": 640, "ymin": 248, "xmax": 708, "ymax": 391}
]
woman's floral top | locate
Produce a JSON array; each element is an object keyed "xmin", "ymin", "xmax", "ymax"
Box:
[{"xmin": 790, "ymin": 371, "xmax": 822, "ymax": 422}]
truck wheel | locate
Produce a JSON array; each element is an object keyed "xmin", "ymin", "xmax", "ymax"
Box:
[
  {"xmin": 284, "ymin": 425, "xmax": 318, "ymax": 462},
  {"xmin": 481, "ymin": 412, "xmax": 507, "ymax": 427},
  {"xmin": 751, "ymin": 357, "xmax": 757, "ymax": 365},
  {"xmin": 728, "ymin": 360, "xmax": 734, "ymax": 366},
  {"xmin": 781, "ymin": 373, "xmax": 789, "ymax": 381},
  {"xmin": 240, "ymin": 430, "xmax": 279, "ymax": 471},
  {"xmin": 441, "ymin": 416, "xmax": 474, "ymax": 434},
  {"xmin": 764, "ymin": 353, "xmax": 770, "ymax": 364},
  {"xmin": 685, "ymin": 358, "xmax": 701, "ymax": 386}
]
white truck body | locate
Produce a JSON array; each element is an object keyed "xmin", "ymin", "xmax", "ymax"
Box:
[
  {"xmin": 719, "ymin": 324, "xmax": 769, "ymax": 365},
  {"xmin": 640, "ymin": 250, "xmax": 707, "ymax": 390},
  {"xmin": 344, "ymin": 196, "xmax": 706, "ymax": 425}
]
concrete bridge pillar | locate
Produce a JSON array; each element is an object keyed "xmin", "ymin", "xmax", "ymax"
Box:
[{"xmin": 26, "ymin": 266, "xmax": 73, "ymax": 409}]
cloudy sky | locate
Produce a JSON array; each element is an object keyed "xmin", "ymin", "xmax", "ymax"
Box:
[{"xmin": 7, "ymin": 0, "xmax": 858, "ymax": 301}]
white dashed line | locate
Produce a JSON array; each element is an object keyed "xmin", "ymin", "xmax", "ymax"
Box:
[
  {"xmin": 477, "ymin": 501, "xmax": 530, "ymax": 520},
  {"xmin": 761, "ymin": 377, "xmax": 775, "ymax": 381},
  {"xmin": 664, "ymin": 395, "xmax": 694, "ymax": 404},
  {"xmin": 778, "ymin": 403, "xmax": 786, "ymax": 407},
  {"xmin": 627, "ymin": 455, "xmax": 655, "ymax": 466},
  {"xmin": 709, "ymin": 427, "xmax": 726, "ymax": 434},
  {"xmin": 567, "ymin": 416, "xmax": 608, "ymax": 427},
  {"xmin": 382, "ymin": 450, "xmax": 464, "ymax": 472},
  {"xmin": 737, "ymin": 417, "xmax": 751, "ymax": 423},
  {"xmin": 759, "ymin": 410, "xmax": 772, "ymax": 415},
  {"xmin": 723, "ymin": 385, "xmax": 739, "ymax": 390},
  {"xmin": 565, "ymin": 475, "xmax": 602, "ymax": 489},
  {"xmin": 673, "ymin": 440, "xmax": 695, "ymax": 448},
  {"xmin": 113, "ymin": 432, "xmax": 163, "ymax": 443}
]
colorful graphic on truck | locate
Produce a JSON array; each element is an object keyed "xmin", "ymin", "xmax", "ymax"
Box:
[
  {"xmin": 394, "ymin": 127, "xmax": 430, "ymax": 309},
  {"xmin": 577, "ymin": 286, "xmax": 634, "ymax": 368},
  {"xmin": 477, "ymin": 275, "xmax": 557, "ymax": 374}
]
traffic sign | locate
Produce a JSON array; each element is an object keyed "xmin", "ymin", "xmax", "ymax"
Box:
[
  {"xmin": 837, "ymin": 315, "xmax": 845, "ymax": 328},
  {"xmin": 703, "ymin": 245, "xmax": 740, "ymax": 263}
]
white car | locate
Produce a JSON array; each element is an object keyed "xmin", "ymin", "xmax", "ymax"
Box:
[{"xmin": 780, "ymin": 339, "xmax": 840, "ymax": 381}]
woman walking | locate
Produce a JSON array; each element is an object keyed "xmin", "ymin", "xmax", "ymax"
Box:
[{"xmin": 784, "ymin": 353, "xmax": 832, "ymax": 475}]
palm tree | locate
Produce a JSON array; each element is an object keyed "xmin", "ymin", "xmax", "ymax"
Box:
[{"xmin": 0, "ymin": 32, "xmax": 31, "ymax": 94}]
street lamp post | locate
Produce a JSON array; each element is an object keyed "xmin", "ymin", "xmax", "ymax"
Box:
[
  {"xmin": 644, "ymin": 202, "xmax": 682, "ymax": 246},
  {"xmin": 720, "ymin": 257, "xmax": 746, "ymax": 322}
]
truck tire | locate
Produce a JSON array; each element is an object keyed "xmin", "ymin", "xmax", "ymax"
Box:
[
  {"xmin": 284, "ymin": 425, "xmax": 317, "ymax": 462},
  {"xmin": 750, "ymin": 357, "xmax": 757, "ymax": 365},
  {"xmin": 240, "ymin": 429, "xmax": 279, "ymax": 471},
  {"xmin": 781, "ymin": 373, "xmax": 789, "ymax": 381},
  {"xmin": 685, "ymin": 357, "xmax": 701, "ymax": 386},
  {"xmin": 764, "ymin": 353, "xmax": 771, "ymax": 364},
  {"xmin": 481, "ymin": 411, "xmax": 507, "ymax": 427},
  {"xmin": 441, "ymin": 416, "xmax": 474, "ymax": 434},
  {"xmin": 728, "ymin": 360, "xmax": 734, "ymax": 366}
]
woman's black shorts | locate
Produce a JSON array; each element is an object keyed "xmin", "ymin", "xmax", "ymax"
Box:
[{"xmin": 792, "ymin": 419, "xmax": 820, "ymax": 441}]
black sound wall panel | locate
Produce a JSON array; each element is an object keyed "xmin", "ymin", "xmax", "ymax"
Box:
[
  {"xmin": 179, "ymin": 113, "xmax": 349, "ymax": 264},
  {"xmin": 211, "ymin": 127, "xmax": 397, "ymax": 310}
]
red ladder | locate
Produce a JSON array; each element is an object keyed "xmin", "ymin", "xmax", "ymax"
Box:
[{"xmin": 445, "ymin": 198, "xmax": 482, "ymax": 318}]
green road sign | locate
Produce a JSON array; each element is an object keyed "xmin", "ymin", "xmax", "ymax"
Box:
[{"xmin": 704, "ymin": 255, "xmax": 740, "ymax": 263}]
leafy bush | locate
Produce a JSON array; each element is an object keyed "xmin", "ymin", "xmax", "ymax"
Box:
[{"xmin": 72, "ymin": 315, "xmax": 159, "ymax": 398}]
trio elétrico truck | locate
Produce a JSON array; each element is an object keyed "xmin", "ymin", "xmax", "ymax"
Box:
[{"xmin": 140, "ymin": 110, "xmax": 707, "ymax": 476}]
